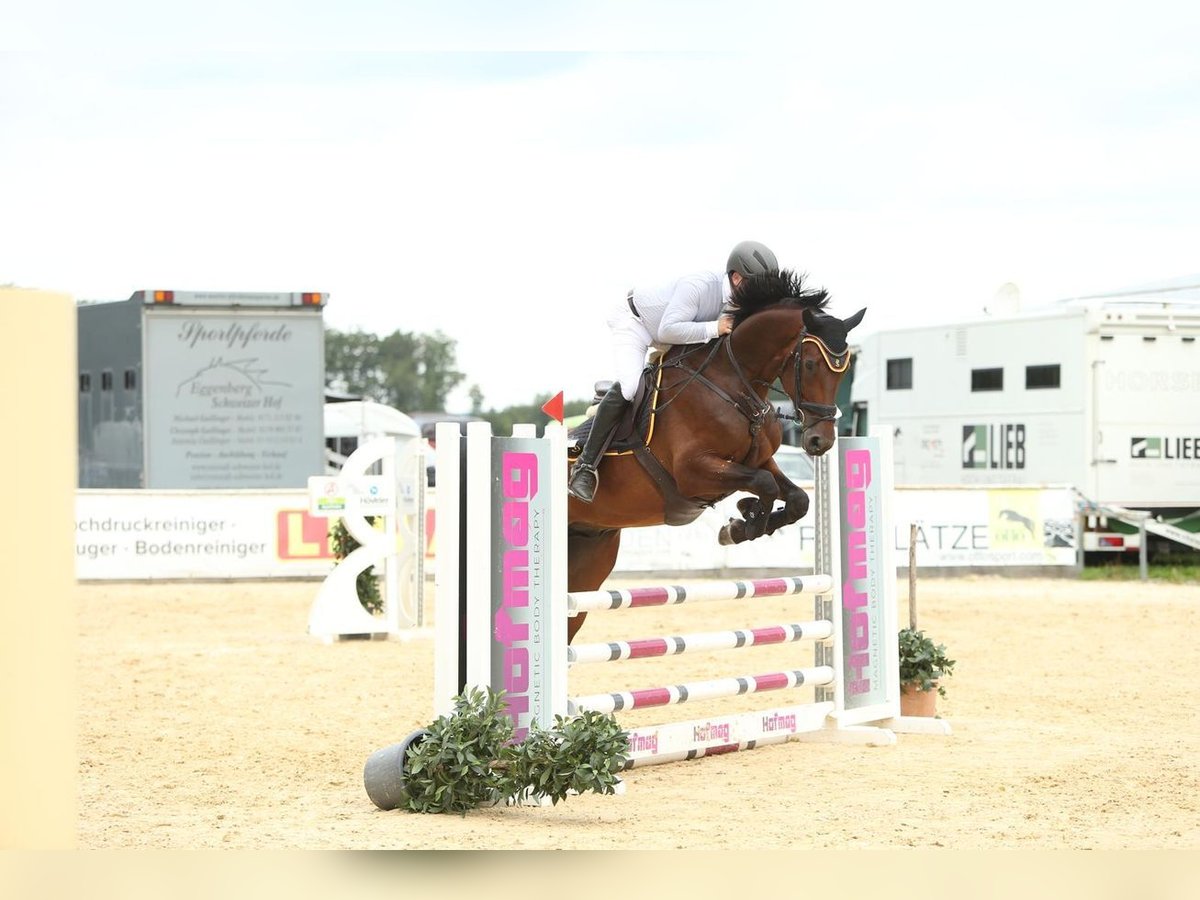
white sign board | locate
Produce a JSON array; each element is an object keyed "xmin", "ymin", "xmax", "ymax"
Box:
[
  {"xmin": 77, "ymin": 489, "xmax": 339, "ymax": 580},
  {"xmin": 141, "ymin": 309, "xmax": 325, "ymax": 488}
]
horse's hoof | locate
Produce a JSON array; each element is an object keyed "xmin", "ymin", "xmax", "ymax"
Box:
[{"xmin": 718, "ymin": 519, "xmax": 745, "ymax": 546}]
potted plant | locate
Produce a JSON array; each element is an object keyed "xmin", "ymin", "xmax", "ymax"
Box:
[
  {"xmin": 363, "ymin": 687, "xmax": 629, "ymax": 814},
  {"xmin": 897, "ymin": 626, "xmax": 956, "ymax": 717},
  {"xmin": 330, "ymin": 516, "xmax": 383, "ymax": 614}
]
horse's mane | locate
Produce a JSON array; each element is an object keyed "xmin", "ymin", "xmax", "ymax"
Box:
[{"xmin": 728, "ymin": 269, "xmax": 830, "ymax": 328}]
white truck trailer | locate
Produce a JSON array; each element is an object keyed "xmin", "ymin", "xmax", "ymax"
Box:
[{"xmin": 847, "ymin": 288, "xmax": 1200, "ymax": 553}]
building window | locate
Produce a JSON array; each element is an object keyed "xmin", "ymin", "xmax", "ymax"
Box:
[
  {"xmin": 971, "ymin": 367, "xmax": 1003, "ymax": 392},
  {"xmin": 124, "ymin": 368, "xmax": 137, "ymax": 390},
  {"xmin": 1026, "ymin": 364, "xmax": 1061, "ymax": 389},
  {"xmin": 886, "ymin": 358, "xmax": 912, "ymax": 390},
  {"xmin": 101, "ymin": 370, "xmax": 114, "ymax": 391},
  {"xmin": 80, "ymin": 373, "xmax": 92, "ymax": 393}
]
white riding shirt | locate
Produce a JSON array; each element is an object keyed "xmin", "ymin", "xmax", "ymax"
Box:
[{"xmin": 605, "ymin": 271, "xmax": 732, "ymax": 401}]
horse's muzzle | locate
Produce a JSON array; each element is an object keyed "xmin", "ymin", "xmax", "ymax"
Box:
[{"xmin": 803, "ymin": 430, "xmax": 834, "ymax": 456}]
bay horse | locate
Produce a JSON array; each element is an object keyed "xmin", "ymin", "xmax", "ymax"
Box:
[{"xmin": 566, "ymin": 269, "xmax": 864, "ymax": 642}]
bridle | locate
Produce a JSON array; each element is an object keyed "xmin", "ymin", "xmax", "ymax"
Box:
[
  {"xmin": 656, "ymin": 325, "xmax": 851, "ymax": 443},
  {"xmin": 776, "ymin": 333, "xmax": 851, "ymax": 430}
]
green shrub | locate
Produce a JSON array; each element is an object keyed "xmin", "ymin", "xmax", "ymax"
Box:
[
  {"xmin": 330, "ymin": 516, "xmax": 383, "ymax": 615},
  {"xmin": 898, "ymin": 627, "xmax": 956, "ymax": 697},
  {"xmin": 401, "ymin": 687, "xmax": 629, "ymax": 814}
]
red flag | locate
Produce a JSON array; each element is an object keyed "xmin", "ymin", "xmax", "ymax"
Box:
[{"xmin": 541, "ymin": 391, "xmax": 564, "ymax": 423}]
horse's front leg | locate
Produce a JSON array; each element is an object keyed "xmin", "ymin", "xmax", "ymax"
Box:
[
  {"xmin": 761, "ymin": 458, "xmax": 809, "ymax": 536},
  {"xmin": 679, "ymin": 461, "xmax": 780, "ymax": 546},
  {"xmin": 566, "ymin": 526, "xmax": 622, "ymax": 645}
]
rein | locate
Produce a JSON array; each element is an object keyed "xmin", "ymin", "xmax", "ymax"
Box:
[{"xmin": 654, "ymin": 337, "xmax": 773, "ymax": 463}]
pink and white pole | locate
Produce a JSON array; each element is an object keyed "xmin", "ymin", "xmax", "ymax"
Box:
[
  {"xmin": 567, "ymin": 575, "xmax": 834, "ymax": 613},
  {"xmin": 567, "ymin": 620, "xmax": 835, "ymax": 665},
  {"xmin": 568, "ymin": 666, "xmax": 835, "ymax": 716}
]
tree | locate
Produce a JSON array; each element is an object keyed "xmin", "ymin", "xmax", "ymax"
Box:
[
  {"xmin": 468, "ymin": 385, "xmax": 485, "ymax": 416},
  {"xmin": 325, "ymin": 327, "xmax": 465, "ymax": 411},
  {"xmin": 325, "ymin": 329, "xmax": 386, "ymax": 399}
]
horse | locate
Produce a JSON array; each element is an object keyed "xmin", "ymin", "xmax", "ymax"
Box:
[{"xmin": 566, "ymin": 269, "xmax": 864, "ymax": 643}]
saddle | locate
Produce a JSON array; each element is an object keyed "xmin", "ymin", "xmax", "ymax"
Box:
[{"xmin": 566, "ymin": 361, "xmax": 659, "ymax": 454}]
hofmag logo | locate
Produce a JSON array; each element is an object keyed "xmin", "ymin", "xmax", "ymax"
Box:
[{"xmin": 1131, "ymin": 437, "xmax": 1199, "ymax": 460}]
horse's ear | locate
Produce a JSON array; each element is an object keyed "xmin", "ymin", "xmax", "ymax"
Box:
[{"xmin": 843, "ymin": 308, "xmax": 866, "ymax": 331}]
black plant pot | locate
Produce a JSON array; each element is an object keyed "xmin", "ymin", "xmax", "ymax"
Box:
[{"xmin": 363, "ymin": 729, "xmax": 429, "ymax": 811}]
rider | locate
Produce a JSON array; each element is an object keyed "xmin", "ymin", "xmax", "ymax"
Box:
[{"xmin": 567, "ymin": 240, "xmax": 781, "ymax": 503}]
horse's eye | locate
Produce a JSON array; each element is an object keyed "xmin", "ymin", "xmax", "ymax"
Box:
[{"xmin": 805, "ymin": 358, "xmax": 817, "ymax": 372}]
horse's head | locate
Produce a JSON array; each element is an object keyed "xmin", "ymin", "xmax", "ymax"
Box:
[
  {"xmin": 782, "ymin": 305, "xmax": 865, "ymax": 456},
  {"xmin": 728, "ymin": 269, "xmax": 865, "ymax": 457}
]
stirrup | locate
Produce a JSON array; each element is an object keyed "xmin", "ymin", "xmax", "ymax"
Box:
[{"xmin": 568, "ymin": 463, "xmax": 599, "ymax": 503}]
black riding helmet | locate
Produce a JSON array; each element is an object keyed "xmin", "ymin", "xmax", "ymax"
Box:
[{"xmin": 726, "ymin": 240, "xmax": 779, "ymax": 278}]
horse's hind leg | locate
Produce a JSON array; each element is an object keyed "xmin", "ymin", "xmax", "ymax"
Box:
[{"xmin": 566, "ymin": 527, "xmax": 622, "ymax": 644}]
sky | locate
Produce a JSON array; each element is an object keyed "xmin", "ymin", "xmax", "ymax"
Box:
[{"xmin": 4, "ymin": 2, "xmax": 1199, "ymax": 412}]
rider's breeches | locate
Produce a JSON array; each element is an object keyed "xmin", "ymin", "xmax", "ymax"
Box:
[{"xmin": 606, "ymin": 305, "xmax": 656, "ymax": 402}]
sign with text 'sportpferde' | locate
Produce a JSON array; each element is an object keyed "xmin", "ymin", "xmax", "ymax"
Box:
[
  {"xmin": 142, "ymin": 309, "xmax": 325, "ymax": 489},
  {"xmin": 488, "ymin": 436, "xmax": 556, "ymax": 741}
]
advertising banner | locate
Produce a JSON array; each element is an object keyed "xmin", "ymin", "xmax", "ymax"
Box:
[
  {"xmin": 488, "ymin": 437, "xmax": 557, "ymax": 740},
  {"xmin": 838, "ymin": 438, "xmax": 890, "ymax": 713},
  {"xmin": 894, "ymin": 486, "xmax": 1076, "ymax": 567},
  {"xmin": 75, "ymin": 481, "xmax": 1075, "ymax": 582},
  {"xmin": 610, "ymin": 485, "xmax": 1077, "ymax": 572},
  {"xmin": 77, "ymin": 490, "xmax": 341, "ymax": 580}
]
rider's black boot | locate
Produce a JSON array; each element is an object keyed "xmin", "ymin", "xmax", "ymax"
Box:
[{"xmin": 568, "ymin": 384, "xmax": 630, "ymax": 503}]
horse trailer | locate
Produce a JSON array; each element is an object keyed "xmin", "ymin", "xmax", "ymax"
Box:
[
  {"xmin": 847, "ymin": 288, "xmax": 1200, "ymax": 553},
  {"xmin": 77, "ymin": 289, "xmax": 328, "ymax": 489}
]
